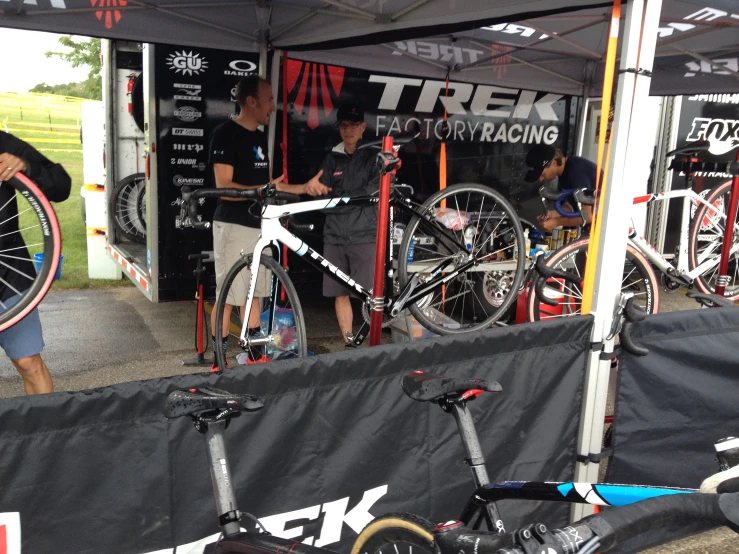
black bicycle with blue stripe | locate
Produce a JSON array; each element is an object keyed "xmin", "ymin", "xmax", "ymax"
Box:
[
  {"xmin": 181, "ymin": 134, "xmax": 526, "ymax": 370},
  {"xmin": 350, "ymin": 370, "xmax": 716, "ymax": 554}
]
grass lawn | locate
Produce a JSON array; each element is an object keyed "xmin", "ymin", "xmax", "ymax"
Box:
[{"xmin": 2, "ymin": 93, "xmax": 131, "ymax": 290}]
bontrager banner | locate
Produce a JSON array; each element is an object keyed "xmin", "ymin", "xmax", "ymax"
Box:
[
  {"xmin": 0, "ymin": 316, "xmax": 591, "ymax": 553},
  {"xmin": 605, "ymin": 306, "xmax": 739, "ymax": 553}
]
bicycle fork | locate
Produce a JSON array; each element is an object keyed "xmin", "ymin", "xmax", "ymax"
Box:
[{"xmin": 445, "ymin": 401, "xmax": 506, "ymax": 534}]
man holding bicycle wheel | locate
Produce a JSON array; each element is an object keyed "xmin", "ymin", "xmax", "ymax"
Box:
[
  {"xmin": 0, "ymin": 132, "xmax": 71, "ymax": 395},
  {"xmin": 208, "ymin": 76, "xmax": 329, "ymax": 369}
]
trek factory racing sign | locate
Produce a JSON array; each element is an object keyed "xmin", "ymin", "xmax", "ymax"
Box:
[
  {"xmin": 154, "ymin": 44, "xmax": 259, "ymax": 292},
  {"xmin": 284, "ymin": 60, "xmax": 575, "ymax": 201}
]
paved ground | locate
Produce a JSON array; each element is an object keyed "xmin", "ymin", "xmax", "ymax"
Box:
[{"xmin": 0, "ymin": 287, "xmax": 734, "ymax": 552}]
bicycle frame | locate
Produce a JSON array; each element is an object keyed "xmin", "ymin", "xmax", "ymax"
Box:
[
  {"xmin": 630, "ymin": 189, "xmax": 739, "ymax": 283},
  {"xmin": 238, "ymin": 194, "xmax": 516, "ymax": 346}
]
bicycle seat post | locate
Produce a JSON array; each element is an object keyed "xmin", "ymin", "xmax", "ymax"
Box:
[
  {"xmin": 198, "ymin": 418, "xmax": 241, "ymax": 537},
  {"xmin": 441, "ymin": 399, "xmax": 490, "ymax": 488}
]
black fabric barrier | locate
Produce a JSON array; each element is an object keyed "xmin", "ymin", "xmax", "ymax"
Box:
[
  {"xmin": 0, "ymin": 316, "xmax": 592, "ymax": 554},
  {"xmin": 605, "ymin": 306, "xmax": 739, "ymax": 553}
]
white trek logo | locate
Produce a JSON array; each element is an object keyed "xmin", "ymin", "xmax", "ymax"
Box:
[
  {"xmin": 142, "ymin": 485, "xmax": 388, "ymax": 554},
  {"xmin": 686, "ymin": 118, "xmax": 739, "ymax": 155}
]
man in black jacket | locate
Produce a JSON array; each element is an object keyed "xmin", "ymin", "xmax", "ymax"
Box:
[
  {"xmin": 319, "ymin": 103, "xmax": 380, "ymax": 346},
  {"xmin": 0, "ymin": 132, "xmax": 71, "ymax": 394}
]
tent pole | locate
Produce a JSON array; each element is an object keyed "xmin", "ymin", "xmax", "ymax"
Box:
[
  {"xmin": 575, "ymin": 93, "xmax": 589, "ymax": 157},
  {"xmin": 267, "ymin": 49, "xmax": 281, "ymax": 178},
  {"xmin": 571, "ymin": 0, "xmax": 663, "ymax": 521}
]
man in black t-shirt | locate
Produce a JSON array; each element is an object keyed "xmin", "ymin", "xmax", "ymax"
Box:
[
  {"xmin": 0, "ymin": 132, "xmax": 71, "ymax": 394},
  {"xmin": 525, "ymin": 144, "xmax": 600, "ymax": 232},
  {"xmin": 208, "ymin": 76, "xmax": 329, "ymax": 368}
]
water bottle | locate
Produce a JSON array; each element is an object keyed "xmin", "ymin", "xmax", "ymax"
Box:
[
  {"xmin": 407, "ymin": 238, "xmax": 416, "ymax": 264},
  {"xmin": 463, "ymin": 226, "xmax": 476, "ymax": 251}
]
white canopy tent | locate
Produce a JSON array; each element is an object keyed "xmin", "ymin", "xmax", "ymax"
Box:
[{"xmin": 2, "ymin": 0, "xmax": 738, "ymax": 522}]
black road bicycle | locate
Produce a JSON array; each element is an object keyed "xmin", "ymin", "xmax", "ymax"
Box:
[{"xmin": 162, "ymin": 385, "xmax": 738, "ymax": 554}]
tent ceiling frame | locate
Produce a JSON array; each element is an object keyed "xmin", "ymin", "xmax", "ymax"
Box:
[
  {"xmin": 307, "ymin": 0, "xmax": 375, "ymax": 20},
  {"xmin": 672, "ymin": 44, "xmax": 739, "ymax": 79},
  {"xmin": 21, "ymin": 1, "xmax": 256, "ymax": 16},
  {"xmin": 456, "ymin": 17, "xmax": 607, "ymax": 71},
  {"xmin": 391, "ymin": 0, "xmax": 431, "ymax": 22},
  {"xmin": 521, "ymin": 19, "xmax": 603, "ymax": 59},
  {"xmin": 378, "ymin": 42, "xmax": 448, "ymax": 70},
  {"xmin": 273, "ymin": 0, "xmax": 375, "ymax": 21},
  {"xmin": 462, "ymin": 53, "xmax": 585, "ymax": 87}
]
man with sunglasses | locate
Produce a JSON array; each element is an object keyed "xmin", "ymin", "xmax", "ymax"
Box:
[
  {"xmin": 524, "ymin": 144, "xmax": 599, "ymax": 232},
  {"xmin": 318, "ymin": 103, "xmax": 380, "ymax": 346}
]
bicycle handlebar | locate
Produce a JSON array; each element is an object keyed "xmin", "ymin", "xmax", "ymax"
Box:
[
  {"xmin": 686, "ymin": 291, "xmax": 735, "ymax": 308},
  {"xmin": 180, "ymin": 184, "xmax": 301, "ymax": 230},
  {"xmin": 533, "ymin": 255, "xmax": 581, "ymax": 307},
  {"xmin": 486, "ymin": 492, "xmax": 738, "ymax": 554},
  {"xmin": 620, "ymin": 296, "xmax": 649, "ymax": 356}
]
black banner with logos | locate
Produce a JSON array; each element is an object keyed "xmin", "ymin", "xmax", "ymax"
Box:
[
  {"xmin": 282, "ymin": 58, "xmax": 579, "ymax": 224},
  {"xmin": 154, "ymin": 45, "xmax": 259, "ymax": 300},
  {"xmin": 662, "ymin": 94, "xmax": 738, "ymax": 255},
  {"xmin": 0, "ymin": 315, "xmax": 590, "ymax": 554}
]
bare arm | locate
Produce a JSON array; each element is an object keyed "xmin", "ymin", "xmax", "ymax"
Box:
[
  {"xmin": 537, "ymin": 205, "xmax": 592, "ymax": 232},
  {"xmin": 213, "ymin": 163, "xmax": 276, "ymax": 201}
]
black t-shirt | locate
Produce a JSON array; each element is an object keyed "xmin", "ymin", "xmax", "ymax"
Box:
[
  {"xmin": 208, "ymin": 120, "xmax": 269, "ymax": 228},
  {"xmin": 559, "ymin": 156, "xmax": 599, "ymax": 191}
]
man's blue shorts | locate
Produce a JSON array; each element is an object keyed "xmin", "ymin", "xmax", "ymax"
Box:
[{"xmin": 0, "ymin": 293, "xmax": 45, "ymax": 360}]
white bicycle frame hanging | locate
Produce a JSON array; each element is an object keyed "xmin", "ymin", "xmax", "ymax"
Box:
[{"xmin": 629, "ymin": 189, "xmax": 739, "ymax": 280}]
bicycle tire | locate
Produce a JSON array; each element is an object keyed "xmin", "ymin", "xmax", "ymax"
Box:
[
  {"xmin": 350, "ymin": 513, "xmax": 435, "ymax": 554},
  {"xmin": 397, "ymin": 183, "xmax": 525, "ymax": 334},
  {"xmin": 688, "ymin": 180, "xmax": 739, "ymax": 300},
  {"xmin": 136, "ymin": 178, "xmax": 147, "ymax": 233},
  {"xmin": 110, "ymin": 173, "xmax": 146, "ymax": 244},
  {"xmin": 214, "ymin": 254, "xmax": 307, "ymax": 371},
  {"xmin": 0, "ymin": 173, "xmax": 62, "ymax": 333},
  {"xmin": 526, "ymin": 238, "xmax": 658, "ymax": 322}
]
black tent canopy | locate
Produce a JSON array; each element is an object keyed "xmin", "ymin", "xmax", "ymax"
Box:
[{"xmin": 1, "ymin": 0, "xmax": 737, "ymax": 95}]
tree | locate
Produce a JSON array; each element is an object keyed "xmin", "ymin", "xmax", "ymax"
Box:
[{"xmin": 41, "ymin": 36, "xmax": 102, "ymax": 100}]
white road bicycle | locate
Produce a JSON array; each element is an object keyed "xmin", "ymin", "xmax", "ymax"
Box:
[
  {"xmin": 182, "ymin": 136, "xmax": 526, "ymax": 369},
  {"xmin": 528, "ymin": 140, "xmax": 739, "ymax": 321}
]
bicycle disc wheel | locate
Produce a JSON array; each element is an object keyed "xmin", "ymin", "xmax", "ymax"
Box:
[
  {"xmin": 214, "ymin": 254, "xmax": 307, "ymax": 371},
  {"xmin": 398, "ymin": 183, "xmax": 525, "ymax": 334},
  {"xmin": 0, "ymin": 174, "xmax": 61, "ymax": 333},
  {"xmin": 688, "ymin": 180, "xmax": 739, "ymax": 300},
  {"xmin": 350, "ymin": 513, "xmax": 435, "ymax": 554},
  {"xmin": 110, "ymin": 173, "xmax": 146, "ymax": 244},
  {"xmin": 526, "ymin": 238, "xmax": 658, "ymax": 322}
]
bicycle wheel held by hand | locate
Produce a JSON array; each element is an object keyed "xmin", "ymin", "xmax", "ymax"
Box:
[{"xmin": 0, "ymin": 173, "xmax": 61, "ymax": 333}]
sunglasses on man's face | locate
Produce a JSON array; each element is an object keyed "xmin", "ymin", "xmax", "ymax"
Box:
[{"xmin": 337, "ymin": 122, "xmax": 361, "ymax": 131}]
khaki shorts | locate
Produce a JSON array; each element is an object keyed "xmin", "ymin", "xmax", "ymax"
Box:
[{"xmin": 213, "ymin": 221, "xmax": 271, "ymax": 306}]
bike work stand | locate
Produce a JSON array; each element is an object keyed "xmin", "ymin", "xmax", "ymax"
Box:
[
  {"xmin": 183, "ymin": 251, "xmax": 215, "ymax": 367},
  {"xmin": 367, "ymin": 136, "xmax": 400, "ymax": 346},
  {"xmin": 714, "ymin": 149, "xmax": 739, "ymax": 299}
]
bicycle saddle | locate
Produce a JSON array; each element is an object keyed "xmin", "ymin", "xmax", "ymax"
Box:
[
  {"xmin": 666, "ymin": 140, "xmax": 711, "ymax": 157},
  {"xmin": 163, "ymin": 386, "xmax": 264, "ymax": 419},
  {"xmin": 402, "ymin": 370, "xmax": 502, "ymax": 402}
]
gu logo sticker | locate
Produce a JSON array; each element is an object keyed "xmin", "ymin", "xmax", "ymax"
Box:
[
  {"xmin": 0, "ymin": 512, "xmax": 21, "ymax": 554},
  {"xmin": 686, "ymin": 118, "xmax": 739, "ymax": 155}
]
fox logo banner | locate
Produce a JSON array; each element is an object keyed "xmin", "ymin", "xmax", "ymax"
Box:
[{"xmin": 686, "ymin": 118, "xmax": 739, "ymax": 155}]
